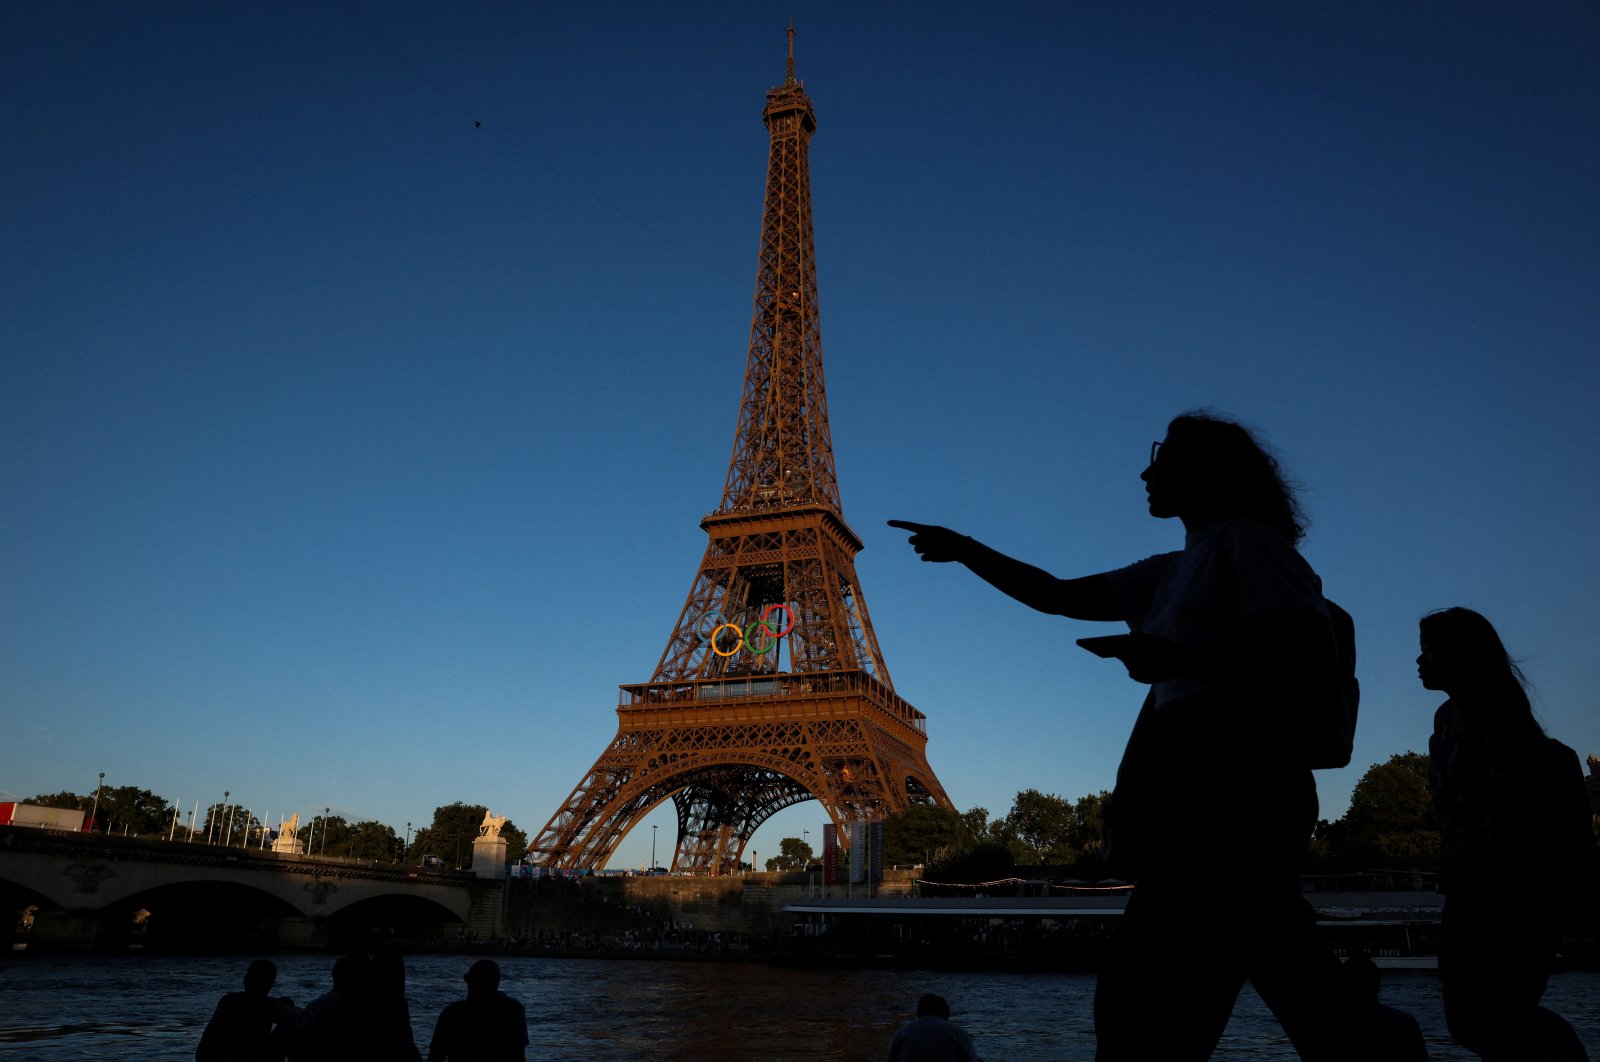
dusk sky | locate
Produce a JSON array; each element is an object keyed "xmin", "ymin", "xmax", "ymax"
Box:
[{"xmin": 5, "ymin": 3, "xmax": 1597, "ymax": 871}]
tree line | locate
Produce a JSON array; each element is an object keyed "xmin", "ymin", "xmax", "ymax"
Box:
[{"xmin": 20, "ymin": 788, "xmax": 527, "ymax": 867}]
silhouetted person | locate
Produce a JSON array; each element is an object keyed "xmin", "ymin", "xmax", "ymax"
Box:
[
  {"xmin": 892, "ymin": 411, "xmax": 1368, "ymax": 1060},
  {"xmin": 427, "ymin": 959, "xmax": 529, "ymax": 1062},
  {"xmin": 197, "ymin": 958, "xmax": 296, "ymax": 1062},
  {"xmin": 367, "ymin": 952, "xmax": 423, "ymax": 1060},
  {"xmin": 1420, "ymin": 607, "xmax": 1591, "ymax": 1061},
  {"xmin": 1342, "ymin": 951, "xmax": 1427, "ymax": 1061},
  {"xmin": 294, "ymin": 946, "xmax": 366, "ymax": 1049},
  {"xmin": 298, "ymin": 952, "xmax": 419, "ymax": 1061},
  {"xmin": 887, "ymin": 993, "xmax": 980, "ymax": 1062},
  {"xmin": 296, "ymin": 953, "xmax": 366, "ymax": 1062}
]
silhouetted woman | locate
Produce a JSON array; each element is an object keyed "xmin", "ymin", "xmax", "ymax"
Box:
[
  {"xmin": 1419, "ymin": 607, "xmax": 1591, "ymax": 1061},
  {"xmin": 892, "ymin": 411, "xmax": 1359, "ymax": 1060}
]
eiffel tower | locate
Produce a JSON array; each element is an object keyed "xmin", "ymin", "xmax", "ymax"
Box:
[{"xmin": 528, "ymin": 29, "xmax": 953, "ymax": 875}]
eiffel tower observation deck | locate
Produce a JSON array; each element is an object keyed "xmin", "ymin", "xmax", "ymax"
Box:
[{"xmin": 528, "ymin": 29, "xmax": 954, "ymax": 875}]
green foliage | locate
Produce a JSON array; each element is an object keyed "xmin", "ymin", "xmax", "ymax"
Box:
[
  {"xmin": 410, "ymin": 802, "xmax": 528, "ymax": 868},
  {"xmin": 882, "ymin": 804, "xmax": 968, "ymax": 867},
  {"xmin": 959, "ymin": 807, "xmax": 994, "ymax": 844},
  {"xmin": 997, "ymin": 788, "xmax": 1077, "ymax": 864},
  {"xmin": 28, "ymin": 786, "xmax": 176, "ymax": 838},
  {"xmin": 309, "ymin": 816, "xmax": 403, "ymax": 860},
  {"xmin": 1326, "ymin": 751, "xmax": 1440, "ymax": 866},
  {"xmin": 99, "ymin": 787, "xmax": 179, "ymax": 838},
  {"xmin": 25, "ymin": 790, "xmax": 87, "ymax": 812},
  {"xmin": 883, "ymin": 789, "xmax": 1112, "ymax": 881},
  {"xmin": 927, "ymin": 839, "xmax": 1016, "ymax": 883},
  {"xmin": 201, "ymin": 803, "xmax": 262, "ymax": 846},
  {"xmin": 990, "ymin": 788, "xmax": 1109, "ymax": 868},
  {"xmin": 764, "ymin": 835, "xmax": 815, "ymax": 871}
]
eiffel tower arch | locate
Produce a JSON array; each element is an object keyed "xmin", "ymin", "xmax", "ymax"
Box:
[{"xmin": 528, "ymin": 30, "xmax": 954, "ymax": 875}]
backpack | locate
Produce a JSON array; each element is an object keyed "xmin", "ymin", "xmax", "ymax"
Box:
[
  {"xmin": 1213, "ymin": 521, "xmax": 1360, "ymax": 770},
  {"xmin": 1309, "ymin": 598, "xmax": 1360, "ymax": 770}
]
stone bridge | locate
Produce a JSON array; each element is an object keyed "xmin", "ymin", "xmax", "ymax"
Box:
[{"xmin": 0, "ymin": 829, "xmax": 502, "ymax": 952}]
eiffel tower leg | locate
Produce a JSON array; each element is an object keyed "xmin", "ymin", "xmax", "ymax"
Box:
[{"xmin": 671, "ymin": 765, "xmax": 816, "ymax": 873}]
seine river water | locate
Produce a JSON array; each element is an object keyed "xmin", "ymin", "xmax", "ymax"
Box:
[{"xmin": 1, "ymin": 953, "xmax": 1597, "ymax": 1060}]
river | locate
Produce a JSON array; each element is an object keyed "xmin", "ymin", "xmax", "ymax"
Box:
[{"xmin": 1, "ymin": 953, "xmax": 1596, "ymax": 1059}]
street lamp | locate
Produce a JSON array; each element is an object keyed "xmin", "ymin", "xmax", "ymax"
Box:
[
  {"xmin": 322, "ymin": 807, "xmax": 329, "ymax": 856},
  {"xmin": 404, "ymin": 821, "xmax": 412, "ymax": 864},
  {"xmin": 651, "ymin": 824, "xmax": 657, "ymax": 871},
  {"xmin": 90, "ymin": 772, "xmax": 104, "ymax": 834},
  {"xmin": 209, "ymin": 790, "xmax": 228, "ymax": 845}
]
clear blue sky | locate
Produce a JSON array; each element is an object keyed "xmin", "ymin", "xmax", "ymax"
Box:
[{"xmin": 4, "ymin": 3, "xmax": 1597, "ymax": 871}]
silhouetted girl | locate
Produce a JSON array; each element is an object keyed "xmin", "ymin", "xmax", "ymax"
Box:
[{"xmin": 1420, "ymin": 607, "xmax": 1591, "ymax": 1062}]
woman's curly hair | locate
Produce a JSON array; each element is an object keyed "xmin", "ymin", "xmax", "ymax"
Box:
[{"xmin": 1168, "ymin": 410, "xmax": 1308, "ymax": 544}]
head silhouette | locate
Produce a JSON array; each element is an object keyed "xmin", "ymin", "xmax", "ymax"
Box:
[
  {"xmin": 916, "ymin": 993, "xmax": 951, "ymax": 1020},
  {"xmin": 464, "ymin": 959, "xmax": 501, "ymax": 997},
  {"xmin": 1418, "ymin": 607, "xmax": 1539, "ymax": 735},
  {"xmin": 242, "ymin": 958, "xmax": 277, "ymax": 997},
  {"xmin": 329, "ymin": 953, "xmax": 366, "ymax": 994},
  {"xmin": 368, "ymin": 952, "xmax": 408, "ymax": 1000},
  {"xmin": 1142, "ymin": 411, "xmax": 1306, "ymax": 543}
]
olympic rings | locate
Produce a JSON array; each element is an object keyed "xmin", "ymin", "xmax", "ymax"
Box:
[{"xmin": 695, "ymin": 603, "xmax": 795, "ymax": 657}]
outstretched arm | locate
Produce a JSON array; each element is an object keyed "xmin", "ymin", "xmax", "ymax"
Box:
[{"xmin": 887, "ymin": 519, "xmax": 1122, "ymax": 621}]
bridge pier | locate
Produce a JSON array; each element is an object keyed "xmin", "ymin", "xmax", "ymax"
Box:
[
  {"xmin": 264, "ymin": 916, "xmax": 328, "ymax": 950},
  {"xmin": 28, "ymin": 908, "xmax": 102, "ymax": 952}
]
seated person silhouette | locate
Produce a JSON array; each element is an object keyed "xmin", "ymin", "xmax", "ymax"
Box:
[
  {"xmin": 196, "ymin": 958, "xmax": 296, "ymax": 1062},
  {"xmin": 427, "ymin": 959, "xmax": 529, "ymax": 1062},
  {"xmin": 887, "ymin": 993, "xmax": 980, "ymax": 1062}
]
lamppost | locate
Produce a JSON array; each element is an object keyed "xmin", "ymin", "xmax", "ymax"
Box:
[
  {"xmin": 404, "ymin": 822, "xmax": 412, "ymax": 864},
  {"xmin": 322, "ymin": 807, "xmax": 329, "ymax": 856},
  {"xmin": 651, "ymin": 824, "xmax": 657, "ymax": 871},
  {"xmin": 90, "ymin": 772, "xmax": 104, "ymax": 833}
]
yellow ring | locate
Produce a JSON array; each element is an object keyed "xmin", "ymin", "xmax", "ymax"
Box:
[{"xmin": 709, "ymin": 622, "xmax": 744, "ymax": 657}]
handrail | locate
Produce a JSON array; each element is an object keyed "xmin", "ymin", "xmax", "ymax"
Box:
[{"xmin": 619, "ymin": 670, "xmax": 927, "ymax": 734}]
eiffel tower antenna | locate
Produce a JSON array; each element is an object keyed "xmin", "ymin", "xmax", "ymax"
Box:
[{"xmin": 528, "ymin": 31, "xmax": 953, "ymax": 875}]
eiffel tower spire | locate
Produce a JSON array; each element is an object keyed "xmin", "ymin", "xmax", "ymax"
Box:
[
  {"xmin": 720, "ymin": 24, "xmax": 837, "ymax": 516},
  {"xmin": 528, "ymin": 32, "xmax": 952, "ymax": 875}
]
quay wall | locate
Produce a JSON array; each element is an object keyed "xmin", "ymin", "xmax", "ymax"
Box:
[{"xmin": 500, "ymin": 870, "xmax": 917, "ymax": 939}]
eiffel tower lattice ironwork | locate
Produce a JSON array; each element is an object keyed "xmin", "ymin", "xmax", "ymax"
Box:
[{"xmin": 528, "ymin": 30, "xmax": 953, "ymax": 875}]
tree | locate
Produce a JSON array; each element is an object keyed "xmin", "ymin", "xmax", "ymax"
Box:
[
  {"xmin": 882, "ymin": 804, "xmax": 967, "ymax": 867},
  {"xmin": 26, "ymin": 790, "xmax": 87, "ymax": 812},
  {"xmin": 1334, "ymin": 751, "xmax": 1439, "ymax": 865},
  {"xmin": 997, "ymin": 788, "xmax": 1082, "ymax": 865},
  {"xmin": 927, "ymin": 839, "xmax": 1016, "ymax": 883},
  {"xmin": 410, "ymin": 803, "xmax": 528, "ymax": 868},
  {"xmin": 765, "ymin": 836, "xmax": 815, "ymax": 871},
  {"xmin": 315, "ymin": 816, "xmax": 403, "ymax": 861},
  {"xmin": 1069, "ymin": 791, "xmax": 1108, "ymax": 865},
  {"xmin": 960, "ymin": 806, "xmax": 995, "ymax": 845},
  {"xmin": 201, "ymin": 802, "xmax": 261, "ymax": 847},
  {"xmin": 96, "ymin": 786, "xmax": 174, "ymax": 838}
]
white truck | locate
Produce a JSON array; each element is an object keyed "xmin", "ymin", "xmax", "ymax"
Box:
[{"xmin": 0, "ymin": 802, "xmax": 87, "ymax": 831}]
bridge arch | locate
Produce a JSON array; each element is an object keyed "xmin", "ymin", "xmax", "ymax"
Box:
[{"xmin": 1, "ymin": 833, "xmax": 481, "ymax": 951}]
